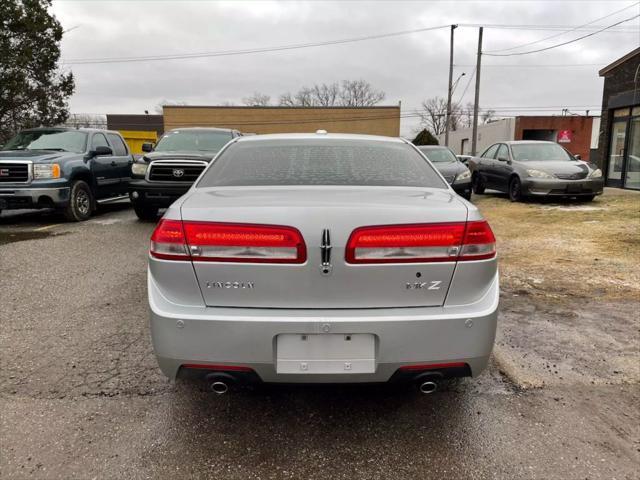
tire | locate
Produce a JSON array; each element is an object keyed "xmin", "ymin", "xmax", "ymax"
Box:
[
  {"xmin": 63, "ymin": 180, "xmax": 93, "ymax": 221},
  {"xmin": 508, "ymin": 176, "xmax": 523, "ymax": 202},
  {"xmin": 133, "ymin": 203, "xmax": 159, "ymax": 221},
  {"xmin": 472, "ymin": 173, "xmax": 485, "ymax": 194},
  {"xmin": 462, "ymin": 190, "xmax": 472, "ymax": 201},
  {"xmin": 579, "ymin": 195, "xmax": 596, "ymax": 202}
]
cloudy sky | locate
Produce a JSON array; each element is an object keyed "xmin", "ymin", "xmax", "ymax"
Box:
[{"xmin": 51, "ymin": 0, "xmax": 640, "ymax": 136}]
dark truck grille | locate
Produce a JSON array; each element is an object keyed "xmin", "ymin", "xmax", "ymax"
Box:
[
  {"xmin": 148, "ymin": 163, "xmax": 206, "ymax": 183},
  {"xmin": 0, "ymin": 163, "xmax": 29, "ymax": 183}
]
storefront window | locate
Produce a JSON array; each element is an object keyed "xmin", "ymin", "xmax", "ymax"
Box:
[
  {"xmin": 608, "ymin": 121, "xmax": 626, "ymax": 181},
  {"xmin": 613, "ymin": 108, "xmax": 630, "ymax": 117},
  {"xmin": 625, "ymin": 117, "xmax": 640, "ymax": 190}
]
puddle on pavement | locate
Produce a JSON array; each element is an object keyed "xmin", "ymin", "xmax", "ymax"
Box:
[{"xmin": 0, "ymin": 230, "xmax": 68, "ymax": 245}]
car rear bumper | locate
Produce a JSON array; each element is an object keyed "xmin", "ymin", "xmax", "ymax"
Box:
[
  {"xmin": 522, "ymin": 177, "xmax": 604, "ymax": 196},
  {"xmin": 128, "ymin": 179, "xmax": 192, "ymax": 207},
  {"xmin": 0, "ymin": 186, "xmax": 70, "ymax": 210},
  {"xmin": 149, "ymin": 268, "xmax": 499, "ymax": 383}
]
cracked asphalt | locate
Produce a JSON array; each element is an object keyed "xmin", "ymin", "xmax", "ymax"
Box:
[{"xmin": 1, "ymin": 200, "xmax": 638, "ymax": 479}]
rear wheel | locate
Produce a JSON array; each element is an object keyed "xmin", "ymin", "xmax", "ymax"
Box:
[
  {"xmin": 63, "ymin": 180, "xmax": 93, "ymax": 221},
  {"xmin": 133, "ymin": 203, "xmax": 159, "ymax": 221},
  {"xmin": 472, "ymin": 174, "xmax": 485, "ymax": 194},
  {"xmin": 508, "ymin": 177, "xmax": 523, "ymax": 202}
]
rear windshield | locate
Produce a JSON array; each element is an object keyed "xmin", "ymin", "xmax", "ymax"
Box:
[
  {"xmin": 419, "ymin": 147, "xmax": 457, "ymax": 163},
  {"xmin": 197, "ymin": 139, "xmax": 448, "ymax": 188},
  {"xmin": 155, "ymin": 130, "xmax": 233, "ymax": 153}
]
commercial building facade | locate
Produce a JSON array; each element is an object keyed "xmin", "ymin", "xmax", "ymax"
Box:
[
  {"xmin": 440, "ymin": 115, "xmax": 599, "ymax": 162},
  {"xmin": 162, "ymin": 105, "xmax": 401, "ymax": 136},
  {"xmin": 596, "ymin": 47, "xmax": 640, "ymax": 190}
]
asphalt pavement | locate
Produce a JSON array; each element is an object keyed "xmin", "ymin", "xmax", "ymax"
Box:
[{"xmin": 0, "ymin": 204, "xmax": 638, "ymax": 479}]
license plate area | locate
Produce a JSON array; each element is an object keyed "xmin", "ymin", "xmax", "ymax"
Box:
[
  {"xmin": 276, "ymin": 334, "xmax": 376, "ymax": 374},
  {"xmin": 566, "ymin": 184, "xmax": 583, "ymax": 193}
]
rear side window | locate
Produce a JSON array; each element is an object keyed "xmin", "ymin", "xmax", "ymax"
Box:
[
  {"xmin": 197, "ymin": 140, "xmax": 448, "ymax": 188},
  {"xmin": 106, "ymin": 133, "xmax": 128, "ymax": 156},
  {"xmin": 481, "ymin": 144, "xmax": 499, "ymax": 158}
]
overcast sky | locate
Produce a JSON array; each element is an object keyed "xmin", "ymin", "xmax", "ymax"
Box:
[{"xmin": 51, "ymin": 0, "xmax": 640, "ymax": 136}]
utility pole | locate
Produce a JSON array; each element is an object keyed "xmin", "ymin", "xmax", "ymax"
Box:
[
  {"xmin": 445, "ymin": 24, "xmax": 457, "ymax": 147},
  {"xmin": 471, "ymin": 26, "xmax": 483, "ymax": 156}
]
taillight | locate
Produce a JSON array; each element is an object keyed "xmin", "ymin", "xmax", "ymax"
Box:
[
  {"xmin": 459, "ymin": 221, "xmax": 496, "ymax": 261},
  {"xmin": 150, "ymin": 219, "xmax": 189, "ymax": 261},
  {"xmin": 150, "ymin": 221, "xmax": 306, "ymax": 263},
  {"xmin": 345, "ymin": 221, "xmax": 495, "ymax": 263}
]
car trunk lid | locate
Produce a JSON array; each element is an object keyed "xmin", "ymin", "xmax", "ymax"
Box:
[{"xmin": 178, "ymin": 186, "xmax": 470, "ymax": 309}]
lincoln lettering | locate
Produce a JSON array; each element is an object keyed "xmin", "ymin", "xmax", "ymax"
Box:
[{"xmin": 206, "ymin": 281, "xmax": 255, "ymax": 289}]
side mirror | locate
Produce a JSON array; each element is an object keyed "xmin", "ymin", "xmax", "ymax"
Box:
[
  {"xmin": 574, "ymin": 154, "xmax": 581, "ymax": 160},
  {"xmin": 141, "ymin": 142, "xmax": 154, "ymax": 152},
  {"xmin": 87, "ymin": 145, "xmax": 113, "ymax": 158},
  {"xmin": 497, "ymin": 156, "xmax": 509, "ymax": 162}
]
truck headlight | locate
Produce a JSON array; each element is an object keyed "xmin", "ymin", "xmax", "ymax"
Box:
[
  {"xmin": 589, "ymin": 168, "xmax": 602, "ymax": 179},
  {"xmin": 526, "ymin": 169, "xmax": 554, "ymax": 179},
  {"xmin": 131, "ymin": 162, "xmax": 148, "ymax": 176},
  {"xmin": 33, "ymin": 163, "xmax": 61, "ymax": 179},
  {"xmin": 455, "ymin": 170, "xmax": 471, "ymax": 182}
]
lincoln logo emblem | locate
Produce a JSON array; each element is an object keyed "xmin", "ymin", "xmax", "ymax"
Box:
[
  {"xmin": 172, "ymin": 168, "xmax": 185, "ymax": 178},
  {"xmin": 320, "ymin": 228, "xmax": 332, "ymax": 275},
  {"xmin": 0, "ymin": 168, "xmax": 9, "ymax": 177}
]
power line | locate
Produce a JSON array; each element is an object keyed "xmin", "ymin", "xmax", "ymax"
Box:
[
  {"xmin": 63, "ymin": 24, "xmax": 449, "ymax": 65},
  {"xmin": 455, "ymin": 63, "xmax": 603, "ymax": 68},
  {"xmin": 484, "ymin": 14, "xmax": 640, "ymax": 56},
  {"xmin": 484, "ymin": 2, "xmax": 640, "ymax": 53}
]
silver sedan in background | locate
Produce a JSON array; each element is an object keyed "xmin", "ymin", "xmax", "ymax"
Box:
[
  {"xmin": 469, "ymin": 140, "xmax": 604, "ymax": 202},
  {"xmin": 148, "ymin": 133, "xmax": 498, "ymax": 394}
]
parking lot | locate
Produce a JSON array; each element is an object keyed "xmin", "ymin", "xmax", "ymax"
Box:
[{"xmin": 0, "ymin": 188, "xmax": 637, "ymax": 479}]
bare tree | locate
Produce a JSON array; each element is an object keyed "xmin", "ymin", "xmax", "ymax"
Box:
[
  {"xmin": 482, "ymin": 109, "xmax": 496, "ymax": 124},
  {"xmin": 338, "ymin": 79, "xmax": 385, "ymax": 107},
  {"xmin": 417, "ymin": 97, "xmax": 449, "ymax": 136},
  {"xmin": 242, "ymin": 92, "xmax": 271, "ymax": 106},
  {"xmin": 64, "ymin": 113, "xmax": 107, "ymax": 129},
  {"xmin": 278, "ymin": 80, "xmax": 385, "ymax": 107}
]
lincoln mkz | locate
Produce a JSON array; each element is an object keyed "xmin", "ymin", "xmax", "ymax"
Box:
[{"xmin": 148, "ymin": 132, "xmax": 499, "ymax": 394}]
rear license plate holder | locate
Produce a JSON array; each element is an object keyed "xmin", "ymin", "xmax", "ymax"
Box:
[{"xmin": 276, "ymin": 333, "xmax": 375, "ymax": 374}]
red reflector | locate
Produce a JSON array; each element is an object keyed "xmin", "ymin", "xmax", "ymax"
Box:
[
  {"xmin": 182, "ymin": 364, "xmax": 253, "ymax": 372},
  {"xmin": 399, "ymin": 362, "xmax": 467, "ymax": 371}
]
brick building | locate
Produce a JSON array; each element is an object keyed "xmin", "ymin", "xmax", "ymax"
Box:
[
  {"xmin": 162, "ymin": 105, "xmax": 401, "ymax": 137},
  {"xmin": 596, "ymin": 47, "xmax": 640, "ymax": 190}
]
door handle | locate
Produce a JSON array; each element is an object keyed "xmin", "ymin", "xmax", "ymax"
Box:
[{"xmin": 110, "ymin": 161, "xmax": 117, "ymax": 167}]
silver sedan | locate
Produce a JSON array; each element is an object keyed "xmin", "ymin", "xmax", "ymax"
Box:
[{"xmin": 148, "ymin": 133, "xmax": 499, "ymax": 393}]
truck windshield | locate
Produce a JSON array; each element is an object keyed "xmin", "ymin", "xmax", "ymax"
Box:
[
  {"xmin": 154, "ymin": 130, "xmax": 233, "ymax": 153},
  {"xmin": 2, "ymin": 131, "xmax": 88, "ymax": 153},
  {"xmin": 197, "ymin": 139, "xmax": 448, "ymax": 188}
]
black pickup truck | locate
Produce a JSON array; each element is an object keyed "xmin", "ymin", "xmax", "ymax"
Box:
[
  {"xmin": 128, "ymin": 127, "xmax": 241, "ymax": 220},
  {"xmin": 0, "ymin": 127, "xmax": 133, "ymax": 221}
]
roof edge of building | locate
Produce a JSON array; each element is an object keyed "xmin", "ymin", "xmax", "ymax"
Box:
[{"xmin": 599, "ymin": 47, "xmax": 640, "ymax": 77}]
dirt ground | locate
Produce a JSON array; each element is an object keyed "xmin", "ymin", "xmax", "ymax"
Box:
[{"xmin": 475, "ymin": 188, "xmax": 640, "ymax": 388}]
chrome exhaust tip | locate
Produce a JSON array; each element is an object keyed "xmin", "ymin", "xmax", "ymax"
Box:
[
  {"xmin": 419, "ymin": 381, "xmax": 438, "ymax": 394},
  {"xmin": 210, "ymin": 381, "xmax": 229, "ymax": 395}
]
